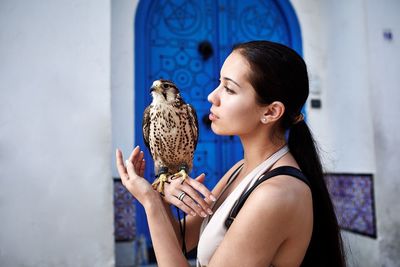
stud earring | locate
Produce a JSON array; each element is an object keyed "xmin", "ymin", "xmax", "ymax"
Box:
[{"xmin": 261, "ymin": 118, "xmax": 267, "ymax": 123}]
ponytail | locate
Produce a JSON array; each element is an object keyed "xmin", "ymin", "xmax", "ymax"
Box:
[
  {"xmin": 233, "ymin": 40, "xmax": 347, "ymax": 266},
  {"xmin": 289, "ymin": 121, "xmax": 346, "ymax": 267}
]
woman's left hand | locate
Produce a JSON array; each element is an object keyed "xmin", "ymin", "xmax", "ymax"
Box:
[{"xmin": 116, "ymin": 146, "xmax": 156, "ymax": 206}]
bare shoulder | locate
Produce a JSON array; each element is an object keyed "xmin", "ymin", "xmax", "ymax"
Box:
[
  {"xmin": 208, "ymin": 174, "xmax": 313, "ymax": 266},
  {"xmin": 242, "ymin": 175, "xmax": 313, "ymax": 239},
  {"xmin": 249, "ymin": 174, "xmax": 312, "ymax": 223}
]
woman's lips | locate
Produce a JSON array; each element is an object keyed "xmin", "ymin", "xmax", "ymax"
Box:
[{"xmin": 209, "ymin": 111, "xmax": 219, "ymax": 121}]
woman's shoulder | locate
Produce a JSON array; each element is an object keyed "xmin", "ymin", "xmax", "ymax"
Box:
[
  {"xmin": 212, "ymin": 169, "xmax": 313, "ymax": 266},
  {"xmin": 250, "ymin": 159, "xmax": 311, "ymax": 206},
  {"xmin": 243, "ymin": 171, "xmax": 313, "ymax": 230}
]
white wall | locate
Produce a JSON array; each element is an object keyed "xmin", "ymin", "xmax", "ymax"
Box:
[
  {"xmin": 366, "ymin": 1, "xmax": 400, "ymax": 266},
  {"xmin": 292, "ymin": 0, "xmax": 376, "ymax": 173},
  {"xmin": 292, "ymin": 0, "xmax": 400, "ymax": 266},
  {"xmin": 111, "ymin": 0, "xmax": 140, "ymax": 265},
  {"xmin": 0, "ymin": 0, "xmax": 114, "ymax": 266},
  {"xmin": 111, "ymin": 0, "xmax": 139, "ymax": 178}
]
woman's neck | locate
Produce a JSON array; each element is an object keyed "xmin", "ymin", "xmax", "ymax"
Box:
[{"xmin": 239, "ymin": 132, "xmax": 286, "ymax": 175}]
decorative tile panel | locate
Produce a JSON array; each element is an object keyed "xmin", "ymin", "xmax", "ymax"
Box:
[
  {"xmin": 114, "ymin": 179, "xmax": 136, "ymax": 241},
  {"xmin": 325, "ymin": 173, "xmax": 377, "ymax": 238}
]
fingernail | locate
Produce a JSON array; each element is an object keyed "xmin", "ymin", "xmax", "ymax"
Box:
[
  {"xmin": 191, "ymin": 211, "xmax": 196, "ymax": 216},
  {"xmin": 201, "ymin": 212, "xmax": 207, "ymax": 217},
  {"xmin": 125, "ymin": 160, "xmax": 130, "ymax": 166},
  {"xmin": 210, "ymin": 195, "xmax": 217, "ymax": 202},
  {"xmin": 207, "ymin": 208, "xmax": 213, "ymax": 215}
]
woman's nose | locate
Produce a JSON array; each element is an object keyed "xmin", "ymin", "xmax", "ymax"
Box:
[{"xmin": 207, "ymin": 87, "xmax": 219, "ymax": 105}]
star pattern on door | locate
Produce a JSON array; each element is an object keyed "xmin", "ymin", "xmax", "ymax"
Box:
[
  {"xmin": 239, "ymin": 3, "xmax": 287, "ymax": 41},
  {"xmin": 163, "ymin": 1, "xmax": 200, "ymax": 34}
]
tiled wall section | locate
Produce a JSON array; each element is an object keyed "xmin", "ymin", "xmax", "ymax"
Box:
[
  {"xmin": 114, "ymin": 179, "xmax": 136, "ymax": 241},
  {"xmin": 325, "ymin": 173, "xmax": 377, "ymax": 238}
]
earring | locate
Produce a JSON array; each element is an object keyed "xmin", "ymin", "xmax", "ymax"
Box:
[{"xmin": 261, "ymin": 118, "xmax": 267, "ymax": 123}]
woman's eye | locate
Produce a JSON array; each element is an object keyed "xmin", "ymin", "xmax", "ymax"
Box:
[{"xmin": 224, "ymin": 86, "xmax": 235, "ymax": 94}]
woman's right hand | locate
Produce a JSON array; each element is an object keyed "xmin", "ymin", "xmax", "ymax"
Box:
[{"xmin": 163, "ymin": 174, "xmax": 217, "ymax": 218}]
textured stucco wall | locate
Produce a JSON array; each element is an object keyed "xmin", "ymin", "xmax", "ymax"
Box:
[
  {"xmin": 0, "ymin": 0, "xmax": 114, "ymax": 266},
  {"xmin": 111, "ymin": 0, "xmax": 139, "ymax": 178},
  {"xmin": 292, "ymin": 0, "xmax": 376, "ymax": 173},
  {"xmin": 111, "ymin": 0, "xmax": 139, "ymax": 265},
  {"xmin": 366, "ymin": 0, "xmax": 400, "ymax": 266}
]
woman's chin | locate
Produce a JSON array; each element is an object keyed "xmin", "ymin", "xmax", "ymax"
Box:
[
  {"xmin": 210, "ymin": 124, "xmax": 231, "ymax": 136},
  {"xmin": 210, "ymin": 124, "xmax": 221, "ymax": 135}
]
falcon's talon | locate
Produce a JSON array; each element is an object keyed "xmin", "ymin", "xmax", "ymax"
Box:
[
  {"xmin": 152, "ymin": 173, "xmax": 169, "ymax": 193},
  {"xmin": 171, "ymin": 169, "xmax": 188, "ymax": 184}
]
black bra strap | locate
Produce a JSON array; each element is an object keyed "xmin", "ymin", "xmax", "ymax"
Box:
[{"xmin": 225, "ymin": 166, "xmax": 310, "ymax": 229}]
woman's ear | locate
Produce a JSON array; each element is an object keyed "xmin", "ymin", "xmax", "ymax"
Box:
[{"xmin": 260, "ymin": 101, "xmax": 285, "ymax": 124}]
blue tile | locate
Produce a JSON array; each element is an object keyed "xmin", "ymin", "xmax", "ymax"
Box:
[
  {"xmin": 325, "ymin": 173, "xmax": 376, "ymax": 238},
  {"xmin": 114, "ymin": 180, "xmax": 136, "ymax": 241}
]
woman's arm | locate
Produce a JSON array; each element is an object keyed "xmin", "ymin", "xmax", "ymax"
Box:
[
  {"xmin": 116, "ymin": 147, "xmax": 190, "ymax": 267},
  {"xmin": 161, "ymin": 202, "xmax": 206, "ymax": 252},
  {"xmin": 145, "ymin": 194, "xmax": 191, "ymax": 267},
  {"xmin": 161, "ymin": 172, "xmax": 213, "ymax": 251},
  {"xmin": 161, "ymin": 200, "xmax": 181, "ymax": 242}
]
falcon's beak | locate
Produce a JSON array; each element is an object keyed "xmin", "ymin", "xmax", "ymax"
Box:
[
  {"xmin": 150, "ymin": 80, "xmax": 162, "ymax": 93},
  {"xmin": 150, "ymin": 80, "xmax": 168, "ymax": 99},
  {"xmin": 150, "ymin": 85, "xmax": 163, "ymax": 95}
]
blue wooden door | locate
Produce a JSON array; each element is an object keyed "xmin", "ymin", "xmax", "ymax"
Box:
[{"xmin": 134, "ymin": 0, "xmax": 302, "ymax": 249}]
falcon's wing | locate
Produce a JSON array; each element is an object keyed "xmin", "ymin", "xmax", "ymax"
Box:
[
  {"xmin": 187, "ymin": 104, "xmax": 199, "ymax": 150},
  {"xmin": 142, "ymin": 105, "xmax": 151, "ymax": 150}
]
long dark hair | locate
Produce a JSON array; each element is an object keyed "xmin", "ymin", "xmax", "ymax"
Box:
[{"xmin": 234, "ymin": 41, "xmax": 346, "ymax": 267}]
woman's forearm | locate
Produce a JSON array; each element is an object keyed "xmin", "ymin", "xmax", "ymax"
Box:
[
  {"xmin": 162, "ymin": 199, "xmax": 182, "ymax": 242},
  {"xmin": 144, "ymin": 193, "xmax": 190, "ymax": 267}
]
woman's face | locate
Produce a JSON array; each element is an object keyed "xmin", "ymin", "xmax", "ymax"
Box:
[{"xmin": 208, "ymin": 51, "xmax": 264, "ymax": 136}]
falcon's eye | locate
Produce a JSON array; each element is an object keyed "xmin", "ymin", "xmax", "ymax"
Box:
[{"xmin": 161, "ymin": 84, "xmax": 169, "ymax": 89}]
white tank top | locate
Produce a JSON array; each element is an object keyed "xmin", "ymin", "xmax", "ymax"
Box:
[{"xmin": 196, "ymin": 146, "xmax": 289, "ymax": 266}]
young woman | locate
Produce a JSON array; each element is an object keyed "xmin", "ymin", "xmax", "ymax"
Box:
[{"xmin": 116, "ymin": 41, "xmax": 346, "ymax": 267}]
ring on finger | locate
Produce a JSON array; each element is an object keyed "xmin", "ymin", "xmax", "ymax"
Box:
[{"xmin": 177, "ymin": 191, "xmax": 186, "ymax": 201}]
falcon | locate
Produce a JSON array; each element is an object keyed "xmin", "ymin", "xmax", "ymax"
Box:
[{"xmin": 142, "ymin": 79, "xmax": 199, "ymax": 193}]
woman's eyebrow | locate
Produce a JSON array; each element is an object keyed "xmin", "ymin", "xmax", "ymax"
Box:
[{"xmin": 222, "ymin": 77, "xmax": 241, "ymax": 88}]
